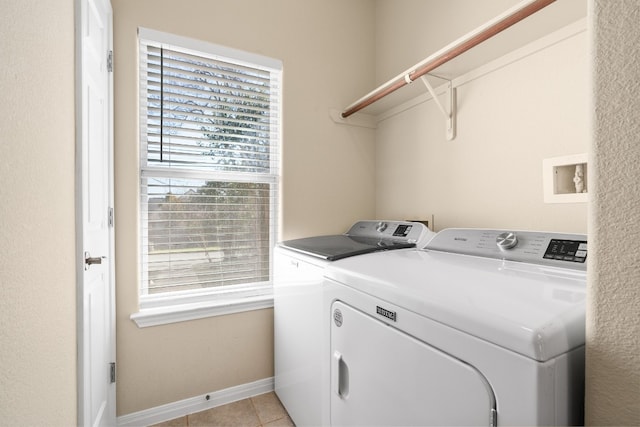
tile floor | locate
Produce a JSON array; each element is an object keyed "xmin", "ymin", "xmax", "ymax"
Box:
[{"xmin": 150, "ymin": 392, "xmax": 294, "ymax": 427}]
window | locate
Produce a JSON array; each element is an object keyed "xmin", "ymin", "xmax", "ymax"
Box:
[{"xmin": 133, "ymin": 28, "xmax": 282, "ymax": 326}]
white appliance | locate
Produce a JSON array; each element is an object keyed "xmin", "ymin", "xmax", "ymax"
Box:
[
  {"xmin": 324, "ymin": 228, "xmax": 587, "ymax": 426},
  {"xmin": 274, "ymin": 221, "xmax": 434, "ymax": 426}
]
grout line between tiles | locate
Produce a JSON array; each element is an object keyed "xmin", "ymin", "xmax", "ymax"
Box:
[{"xmin": 248, "ymin": 397, "xmax": 261, "ymax": 427}]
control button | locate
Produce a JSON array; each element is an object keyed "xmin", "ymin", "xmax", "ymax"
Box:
[
  {"xmin": 578, "ymin": 243, "xmax": 588, "ymax": 251},
  {"xmin": 576, "ymin": 250, "xmax": 587, "ymax": 258},
  {"xmin": 496, "ymin": 232, "xmax": 518, "ymax": 250},
  {"xmin": 376, "ymin": 222, "xmax": 388, "ymax": 233}
]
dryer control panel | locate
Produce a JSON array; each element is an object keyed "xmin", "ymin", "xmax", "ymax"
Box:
[{"xmin": 425, "ymin": 229, "xmax": 587, "ymax": 270}]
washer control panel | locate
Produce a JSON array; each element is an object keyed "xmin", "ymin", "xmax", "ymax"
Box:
[
  {"xmin": 346, "ymin": 220, "xmax": 434, "ymax": 247},
  {"xmin": 425, "ymin": 228, "xmax": 587, "ymax": 270}
]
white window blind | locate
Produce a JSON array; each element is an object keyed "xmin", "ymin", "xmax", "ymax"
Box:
[{"xmin": 138, "ymin": 29, "xmax": 281, "ymax": 309}]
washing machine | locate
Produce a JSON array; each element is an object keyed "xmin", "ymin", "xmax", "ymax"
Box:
[
  {"xmin": 324, "ymin": 228, "xmax": 587, "ymax": 426},
  {"xmin": 274, "ymin": 220, "xmax": 434, "ymax": 426}
]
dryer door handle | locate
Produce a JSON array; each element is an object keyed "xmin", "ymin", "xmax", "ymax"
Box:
[{"xmin": 332, "ymin": 351, "xmax": 350, "ymax": 399}]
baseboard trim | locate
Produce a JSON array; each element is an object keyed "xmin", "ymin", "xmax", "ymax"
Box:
[{"xmin": 117, "ymin": 377, "xmax": 274, "ymax": 426}]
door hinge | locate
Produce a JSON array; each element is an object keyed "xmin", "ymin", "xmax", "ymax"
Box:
[
  {"xmin": 108, "ymin": 207, "xmax": 114, "ymax": 227},
  {"xmin": 110, "ymin": 362, "xmax": 116, "ymax": 383},
  {"xmin": 107, "ymin": 50, "xmax": 113, "ymax": 72}
]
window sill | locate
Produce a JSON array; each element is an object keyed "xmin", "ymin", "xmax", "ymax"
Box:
[{"xmin": 130, "ymin": 293, "xmax": 274, "ymax": 328}]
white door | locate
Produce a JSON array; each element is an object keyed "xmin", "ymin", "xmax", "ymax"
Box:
[
  {"xmin": 330, "ymin": 301, "xmax": 496, "ymax": 426},
  {"xmin": 76, "ymin": 0, "xmax": 115, "ymax": 425}
]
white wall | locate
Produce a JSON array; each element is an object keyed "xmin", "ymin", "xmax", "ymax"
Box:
[
  {"xmin": 0, "ymin": 0, "xmax": 77, "ymax": 425},
  {"xmin": 112, "ymin": 0, "xmax": 376, "ymax": 415},
  {"xmin": 374, "ymin": 0, "xmax": 589, "ymax": 233},
  {"xmin": 587, "ymin": 1, "xmax": 640, "ymax": 425}
]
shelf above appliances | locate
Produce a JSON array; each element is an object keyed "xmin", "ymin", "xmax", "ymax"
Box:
[{"xmin": 334, "ymin": 0, "xmax": 586, "ymax": 137}]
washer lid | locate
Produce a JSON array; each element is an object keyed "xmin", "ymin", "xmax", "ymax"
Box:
[
  {"xmin": 278, "ymin": 220, "xmax": 434, "ymax": 261},
  {"xmin": 278, "ymin": 235, "xmax": 415, "ymax": 261},
  {"xmin": 325, "ymin": 248, "xmax": 587, "ymax": 361}
]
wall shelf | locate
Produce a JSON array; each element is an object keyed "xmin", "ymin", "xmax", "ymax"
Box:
[{"xmin": 337, "ymin": 0, "xmax": 586, "ymax": 127}]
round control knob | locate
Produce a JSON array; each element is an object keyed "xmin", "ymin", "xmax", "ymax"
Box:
[
  {"xmin": 496, "ymin": 232, "xmax": 518, "ymax": 250},
  {"xmin": 376, "ymin": 221, "xmax": 388, "ymax": 233}
]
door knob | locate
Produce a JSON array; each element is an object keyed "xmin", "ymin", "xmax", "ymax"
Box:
[{"xmin": 85, "ymin": 252, "xmax": 106, "ymax": 270}]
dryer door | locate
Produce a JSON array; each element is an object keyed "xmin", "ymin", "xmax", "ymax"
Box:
[{"xmin": 331, "ymin": 301, "xmax": 496, "ymax": 426}]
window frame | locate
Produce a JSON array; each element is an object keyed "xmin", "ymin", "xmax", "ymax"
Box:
[{"xmin": 132, "ymin": 28, "xmax": 282, "ymax": 327}]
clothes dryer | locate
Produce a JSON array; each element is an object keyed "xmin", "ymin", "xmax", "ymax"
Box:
[{"xmin": 324, "ymin": 228, "xmax": 587, "ymax": 426}]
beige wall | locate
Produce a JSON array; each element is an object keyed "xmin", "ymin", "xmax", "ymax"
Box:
[
  {"xmin": 112, "ymin": 0, "xmax": 376, "ymax": 415},
  {"xmin": 375, "ymin": 32, "xmax": 589, "ymax": 232},
  {"xmin": 374, "ymin": 0, "xmax": 522, "ymax": 85},
  {"xmin": 374, "ymin": 0, "xmax": 589, "ymax": 232},
  {"xmin": 587, "ymin": 1, "xmax": 640, "ymax": 425},
  {"xmin": 0, "ymin": 0, "xmax": 78, "ymax": 425}
]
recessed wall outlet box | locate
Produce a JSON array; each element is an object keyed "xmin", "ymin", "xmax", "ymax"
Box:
[
  {"xmin": 406, "ymin": 214, "xmax": 435, "ymax": 231},
  {"xmin": 543, "ymin": 154, "xmax": 588, "ymax": 204},
  {"xmin": 407, "ymin": 219, "xmax": 430, "ymax": 229}
]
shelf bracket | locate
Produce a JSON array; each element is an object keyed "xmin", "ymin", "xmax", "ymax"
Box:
[
  {"xmin": 329, "ymin": 108, "xmax": 377, "ymax": 129},
  {"xmin": 419, "ymin": 75, "xmax": 456, "ymax": 141}
]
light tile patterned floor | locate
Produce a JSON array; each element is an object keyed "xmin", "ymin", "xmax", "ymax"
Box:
[{"xmin": 150, "ymin": 392, "xmax": 294, "ymax": 427}]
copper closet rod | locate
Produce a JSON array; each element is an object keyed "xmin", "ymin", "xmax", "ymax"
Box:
[{"xmin": 341, "ymin": 0, "xmax": 556, "ymax": 118}]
